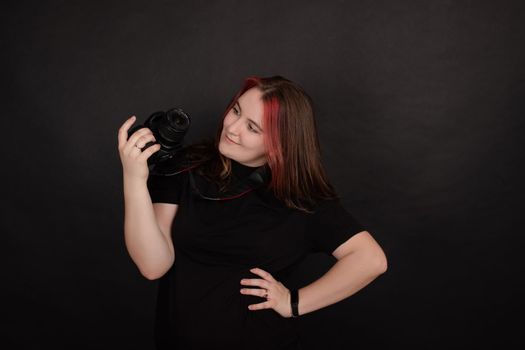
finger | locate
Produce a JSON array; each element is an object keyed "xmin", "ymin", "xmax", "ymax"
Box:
[
  {"xmin": 138, "ymin": 143, "xmax": 161, "ymax": 162},
  {"xmin": 248, "ymin": 301, "xmax": 271, "ymax": 311},
  {"xmin": 240, "ymin": 287, "xmax": 268, "ymax": 298},
  {"xmin": 250, "ymin": 267, "xmax": 276, "ymax": 282},
  {"xmin": 118, "ymin": 116, "xmax": 136, "ymax": 149},
  {"xmin": 124, "ymin": 127, "xmax": 152, "ymax": 154},
  {"xmin": 240, "ymin": 278, "xmax": 269, "ymax": 289},
  {"xmin": 135, "ymin": 133, "xmax": 157, "ymax": 149},
  {"xmin": 127, "ymin": 145, "xmax": 143, "ymax": 159},
  {"xmin": 128, "ymin": 127, "xmax": 152, "ymax": 144}
]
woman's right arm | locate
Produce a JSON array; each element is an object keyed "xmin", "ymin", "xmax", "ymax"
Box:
[
  {"xmin": 118, "ymin": 115, "xmax": 176, "ymax": 280},
  {"xmin": 123, "ymin": 177, "xmax": 177, "ymax": 280}
]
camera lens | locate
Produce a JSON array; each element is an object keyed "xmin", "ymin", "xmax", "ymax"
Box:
[{"xmin": 158, "ymin": 108, "xmax": 191, "ymax": 143}]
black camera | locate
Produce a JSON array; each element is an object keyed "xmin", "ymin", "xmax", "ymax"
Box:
[{"xmin": 127, "ymin": 108, "xmax": 191, "ymax": 173}]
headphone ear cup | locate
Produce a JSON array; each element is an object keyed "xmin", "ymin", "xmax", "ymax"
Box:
[{"xmin": 247, "ymin": 166, "xmax": 270, "ymax": 187}]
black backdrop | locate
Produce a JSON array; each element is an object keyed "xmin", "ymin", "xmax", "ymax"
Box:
[{"xmin": 3, "ymin": 0, "xmax": 524, "ymax": 349}]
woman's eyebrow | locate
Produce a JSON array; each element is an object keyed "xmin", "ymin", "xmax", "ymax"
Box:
[{"xmin": 235, "ymin": 101, "xmax": 263, "ymax": 131}]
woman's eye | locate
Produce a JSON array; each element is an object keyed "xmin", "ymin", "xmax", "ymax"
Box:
[{"xmin": 231, "ymin": 106, "xmax": 257, "ymax": 133}]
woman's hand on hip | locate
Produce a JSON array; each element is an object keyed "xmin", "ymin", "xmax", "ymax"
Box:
[{"xmin": 240, "ymin": 267, "xmax": 293, "ymax": 318}]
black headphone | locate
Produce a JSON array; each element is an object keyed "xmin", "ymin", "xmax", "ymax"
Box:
[{"xmin": 151, "ymin": 155, "xmax": 271, "ymax": 201}]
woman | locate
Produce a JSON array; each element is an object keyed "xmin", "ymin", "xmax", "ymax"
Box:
[{"xmin": 117, "ymin": 75, "xmax": 387, "ymax": 349}]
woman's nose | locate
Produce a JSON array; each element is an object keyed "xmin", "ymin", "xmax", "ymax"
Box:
[{"xmin": 226, "ymin": 118, "xmax": 242, "ymax": 135}]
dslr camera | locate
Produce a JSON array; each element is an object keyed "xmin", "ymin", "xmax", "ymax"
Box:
[{"xmin": 127, "ymin": 107, "xmax": 191, "ymax": 174}]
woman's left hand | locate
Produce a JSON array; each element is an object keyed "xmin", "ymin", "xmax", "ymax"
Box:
[{"xmin": 240, "ymin": 267, "xmax": 293, "ymax": 318}]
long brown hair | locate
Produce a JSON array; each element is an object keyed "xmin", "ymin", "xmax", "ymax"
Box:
[{"xmin": 182, "ymin": 75, "xmax": 339, "ymax": 213}]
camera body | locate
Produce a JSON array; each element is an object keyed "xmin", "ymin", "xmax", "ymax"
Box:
[{"xmin": 127, "ymin": 107, "xmax": 191, "ymax": 172}]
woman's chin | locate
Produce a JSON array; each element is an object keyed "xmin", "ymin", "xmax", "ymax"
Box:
[{"xmin": 218, "ymin": 143, "xmax": 230, "ymax": 158}]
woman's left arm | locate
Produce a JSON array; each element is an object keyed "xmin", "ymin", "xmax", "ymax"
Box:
[{"xmin": 297, "ymin": 230, "xmax": 387, "ymax": 316}]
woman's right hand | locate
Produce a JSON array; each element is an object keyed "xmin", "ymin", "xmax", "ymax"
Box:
[{"xmin": 118, "ymin": 115, "xmax": 161, "ymax": 182}]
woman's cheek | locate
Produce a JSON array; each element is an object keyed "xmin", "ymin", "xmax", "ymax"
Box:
[{"xmin": 223, "ymin": 114, "xmax": 233, "ymax": 127}]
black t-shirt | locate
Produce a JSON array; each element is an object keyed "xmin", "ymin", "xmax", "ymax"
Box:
[{"xmin": 147, "ymin": 158, "xmax": 365, "ymax": 349}]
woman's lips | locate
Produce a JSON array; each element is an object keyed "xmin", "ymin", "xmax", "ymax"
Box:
[{"xmin": 225, "ymin": 135, "xmax": 240, "ymax": 145}]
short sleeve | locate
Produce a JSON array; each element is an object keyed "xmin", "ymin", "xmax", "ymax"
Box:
[
  {"xmin": 146, "ymin": 172, "xmax": 185, "ymax": 204},
  {"xmin": 305, "ymin": 198, "xmax": 366, "ymax": 255}
]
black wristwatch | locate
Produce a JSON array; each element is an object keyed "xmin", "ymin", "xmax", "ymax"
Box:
[{"xmin": 290, "ymin": 289, "xmax": 299, "ymax": 317}]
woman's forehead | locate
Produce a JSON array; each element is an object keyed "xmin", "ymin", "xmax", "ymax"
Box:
[{"xmin": 238, "ymin": 88, "xmax": 264, "ymax": 123}]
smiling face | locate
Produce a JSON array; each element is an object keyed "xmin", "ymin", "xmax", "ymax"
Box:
[{"xmin": 218, "ymin": 87, "xmax": 267, "ymax": 167}]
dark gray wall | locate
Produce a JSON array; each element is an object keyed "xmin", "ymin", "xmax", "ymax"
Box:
[{"xmin": 3, "ymin": 0, "xmax": 524, "ymax": 349}]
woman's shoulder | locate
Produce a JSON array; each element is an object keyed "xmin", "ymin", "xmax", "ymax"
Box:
[
  {"xmin": 309, "ymin": 195, "xmax": 346, "ymax": 212},
  {"xmin": 291, "ymin": 195, "xmax": 343, "ymax": 216}
]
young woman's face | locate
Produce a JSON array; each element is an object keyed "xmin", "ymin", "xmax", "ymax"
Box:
[{"xmin": 219, "ymin": 87, "xmax": 267, "ymax": 167}]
